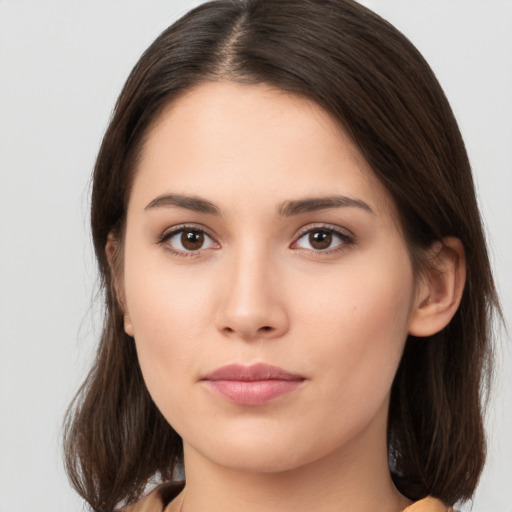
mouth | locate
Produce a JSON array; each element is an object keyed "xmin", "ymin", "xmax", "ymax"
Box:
[{"xmin": 201, "ymin": 363, "xmax": 305, "ymax": 406}]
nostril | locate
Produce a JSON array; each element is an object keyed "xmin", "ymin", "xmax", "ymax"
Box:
[{"xmin": 260, "ymin": 326, "xmax": 273, "ymax": 332}]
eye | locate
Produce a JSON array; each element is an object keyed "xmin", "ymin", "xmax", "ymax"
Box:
[
  {"xmin": 293, "ymin": 226, "xmax": 353, "ymax": 253},
  {"xmin": 160, "ymin": 226, "xmax": 218, "ymax": 256}
]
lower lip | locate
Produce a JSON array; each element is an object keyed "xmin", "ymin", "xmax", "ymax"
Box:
[{"xmin": 205, "ymin": 379, "xmax": 303, "ymax": 405}]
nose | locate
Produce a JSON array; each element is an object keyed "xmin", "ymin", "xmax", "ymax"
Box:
[{"xmin": 215, "ymin": 246, "xmax": 289, "ymax": 341}]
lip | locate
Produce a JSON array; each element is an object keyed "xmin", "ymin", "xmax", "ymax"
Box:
[{"xmin": 201, "ymin": 363, "xmax": 305, "ymax": 406}]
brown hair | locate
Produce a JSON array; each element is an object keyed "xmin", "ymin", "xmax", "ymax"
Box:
[{"xmin": 63, "ymin": 0, "xmax": 500, "ymax": 510}]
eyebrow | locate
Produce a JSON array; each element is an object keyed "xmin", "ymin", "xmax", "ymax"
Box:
[
  {"xmin": 144, "ymin": 193, "xmax": 374, "ymax": 217},
  {"xmin": 278, "ymin": 195, "xmax": 374, "ymax": 216},
  {"xmin": 145, "ymin": 193, "xmax": 220, "ymax": 215}
]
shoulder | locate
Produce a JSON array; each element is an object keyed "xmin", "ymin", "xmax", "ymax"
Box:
[
  {"xmin": 403, "ymin": 497, "xmax": 456, "ymax": 512},
  {"xmin": 120, "ymin": 482, "xmax": 184, "ymax": 512}
]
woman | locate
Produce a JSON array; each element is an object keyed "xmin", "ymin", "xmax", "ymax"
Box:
[{"xmin": 63, "ymin": 0, "xmax": 500, "ymax": 511}]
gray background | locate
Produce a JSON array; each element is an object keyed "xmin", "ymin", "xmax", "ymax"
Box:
[{"xmin": 0, "ymin": 1, "xmax": 510, "ymax": 511}]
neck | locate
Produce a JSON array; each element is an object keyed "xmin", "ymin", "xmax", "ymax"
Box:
[{"xmin": 174, "ymin": 411, "xmax": 411, "ymax": 512}]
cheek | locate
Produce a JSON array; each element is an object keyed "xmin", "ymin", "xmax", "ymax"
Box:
[
  {"xmin": 124, "ymin": 270, "xmax": 216, "ymax": 437},
  {"xmin": 299, "ymin": 254, "xmax": 415, "ymax": 396},
  {"xmin": 122, "ymin": 243, "xmax": 217, "ymax": 402},
  {"xmin": 124, "ymin": 229, "xmax": 211, "ymax": 335}
]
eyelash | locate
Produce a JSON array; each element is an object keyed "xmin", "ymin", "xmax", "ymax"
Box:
[{"xmin": 158, "ymin": 224, "xmax": 355, "ymax": 258}]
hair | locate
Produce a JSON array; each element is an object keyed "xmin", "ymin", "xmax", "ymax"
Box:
[{"xmin": 63, "ymin": 0, "xmax": 500, "ymax": 510}]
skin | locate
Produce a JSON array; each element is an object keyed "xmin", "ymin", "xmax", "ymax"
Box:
[{"xmin": 112, "ymin": 82, "xmax": 465, "ymax": 512}]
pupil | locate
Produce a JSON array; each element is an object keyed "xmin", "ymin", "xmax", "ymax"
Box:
[
  {"xmin": 182, "ymin": 231, "xmax": 204, "ymax": 250},
  {"xmin": 310, "ymin": 231, "xmax": 332, "ymax": 250}
]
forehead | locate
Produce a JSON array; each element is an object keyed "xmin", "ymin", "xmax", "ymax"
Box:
[{"xmin": 130, "ymin": 81, "xmax": 397, "ymax": 220}]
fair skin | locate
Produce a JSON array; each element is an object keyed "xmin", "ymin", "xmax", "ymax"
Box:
[{"xmin": 109, "ymin": 82, "xmax": 465, "ymax": 512}]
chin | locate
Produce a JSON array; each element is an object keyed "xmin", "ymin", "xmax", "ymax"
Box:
[
  {"xmin": 209, "ymin": 450, "xmax": 315, "ymax": 474},
  {"xmin": 184, "ymin": 427, "xmax": 341, "ymax": 475}
]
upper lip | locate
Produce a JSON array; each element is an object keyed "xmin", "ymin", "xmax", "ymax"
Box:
[{"xmin": 202, "ymin": 363, "xmax": 304, "ymax": 382}]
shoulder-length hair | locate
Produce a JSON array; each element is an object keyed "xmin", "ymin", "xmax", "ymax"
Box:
[{"xmin": 63, "ymin": 0, "xmax": 500, "ymax": 510}]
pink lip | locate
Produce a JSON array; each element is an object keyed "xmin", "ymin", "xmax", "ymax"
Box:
[{"xmin": 202, "ymin": 363, "xmax": 305, "ymax": 405}]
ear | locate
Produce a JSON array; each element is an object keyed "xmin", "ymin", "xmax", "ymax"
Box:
[
  {"xmin": 408, "ymin": 237, "xmax": 466, "ymax": 337},
  {"xmin": 105, "ymin": 234, "xmax": 134, "ymax": 337}
]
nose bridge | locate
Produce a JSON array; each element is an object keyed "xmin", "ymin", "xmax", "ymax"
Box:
[{"xmin": 217, "ymin": 238, "xmax": 288, "ymax": 340}]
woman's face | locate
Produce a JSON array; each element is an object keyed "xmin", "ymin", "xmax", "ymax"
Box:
[{"xmin": 120, "ymin": 81, "xmax": 422, "ymax": 473}]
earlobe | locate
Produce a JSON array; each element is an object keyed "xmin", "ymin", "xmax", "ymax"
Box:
[
  {"xmin": 408, "ymin": 237, "xmax": 466, "ymax": 337},
  {"xmin": 105, "ymin": 233, "xmax": 134, "ymax": 338},
  {"xmin": 123, "ymin": 312, "xmax": 135, "ymax": 337}
]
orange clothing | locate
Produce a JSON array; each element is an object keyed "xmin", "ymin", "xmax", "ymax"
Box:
[
  {"xmin": 122, "ymin": 485, "xmax": 454, "ymax": 512},
  {"xmin": 403, "ymin": 497, "xmax": 454, "ymax": 511}
]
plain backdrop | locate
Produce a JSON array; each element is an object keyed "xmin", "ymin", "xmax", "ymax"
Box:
[{"xmin": 0, "ymin": 1, "xmax": 510, "ymax": 511}]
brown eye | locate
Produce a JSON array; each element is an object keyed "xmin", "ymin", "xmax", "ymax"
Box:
[
  {"xmin": 164, "ymin": 227, "xmax": 217, "ymax": 255},
  {"xmin": 181, "ymin": 230, "xmax": 205, "ymax": 250},
  {"xmin": 294, "ymin": 226, "xmax": 352, "ymax": 253},
  {"xmin": 309, "ymin": 231, "xmax": 332, "ymax": 250}
]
